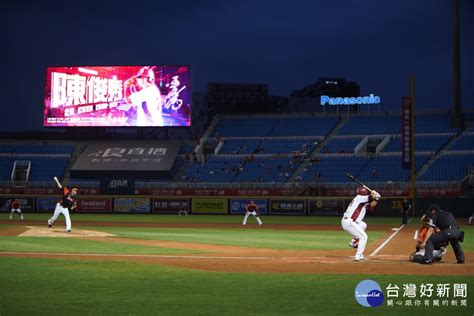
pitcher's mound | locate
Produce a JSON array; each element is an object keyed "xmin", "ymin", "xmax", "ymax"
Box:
[{"xmin": 19, "ymin": 226, "xmax": 116, "ymax": 238}]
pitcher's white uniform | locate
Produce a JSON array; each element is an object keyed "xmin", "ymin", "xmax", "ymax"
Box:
[
  {"xmin": 341, "ymin": 186, "xmax": 380, "ymax": 261},
  {"xmin": 48, "ymin": 180, "xmax": 77, "ymax": 232}
]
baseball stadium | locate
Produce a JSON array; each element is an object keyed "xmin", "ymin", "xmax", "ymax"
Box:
[{"xmin": 2, "ymin": 1, "xmax": 474, "ymax": 315}]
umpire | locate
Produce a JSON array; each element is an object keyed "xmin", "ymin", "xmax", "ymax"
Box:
[
  {"xmin": 401, "ymin": 198, "xmax": 411, "ymax": 225},
  {"xmin": 420, "ymin": 204, "xmax": 465, "ymax": 264}
]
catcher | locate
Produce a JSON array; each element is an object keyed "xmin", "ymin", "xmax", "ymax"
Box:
[
  {"xmin": 409, "ymin": 214, "xmax": 447, "ymax": 262},
  {"xmin": 242, "ymin": 200, "xmax": 263, "ymax": 226}
]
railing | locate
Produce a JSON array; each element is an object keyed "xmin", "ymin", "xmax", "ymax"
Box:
[
  {"xmin": 0, "ymin": 179, "xmax": 462, "ymax": 191},
  {"xmin": 0, "ymin": 180, "xmax": 101, "ymax": 188},
  {"xmin": 132, "ymin": 180, "xmax": 461, "ymax": 190}
]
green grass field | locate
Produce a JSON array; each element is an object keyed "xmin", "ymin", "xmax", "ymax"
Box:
[
  {"xmin": 6, "ymin": 213, "xmax": 408, "ymax": 224},
  {"xmin": 0, "ymin": 215, "xmax": 472, "ymax": 315}
]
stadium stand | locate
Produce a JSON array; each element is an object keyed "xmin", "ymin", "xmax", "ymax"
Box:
[
  {"xmin": 2, "ymin": 111, "xmax": 473, "ymax": 193},
  {"xmin": 212, "ymin": 118, "xmax": 278, "ymax": 137},
  {"xmin": 383, "ymin": 135, "xmax": 454, "ymax": 153},
  {"xmin": 449, "ymin": 133, "xmax": 474, "ymax": 151},
  {"xmin": 324, "ymin": 137, "xmax": 364, "ymax": 153},
  {"xmin": 212, "ymin": 117, "xmax": 339, "ymax": 137},
  {"xmin": 299, "ymin": 156, "xmax": 371, "ymax": 183},
  {"xmin": 268, "ymin": 117, "xmax": 339, "ymax": 137},
  {"xmin": 258, "ymin": 139, "xmax": 318, "ymax": 155},
  {"xmin": 186, "ymin": 111, "xmax": 471, "ymax": 186},
  {"xmin": 337, "ymin": 115, "xmax": 400, "ymax": 135},
  {"xmin": 218, "ymin": 139, "xmax": 262, "ymax": 154},
  {"xmin": 414, "ymin": 113, "xmax": 461, "ymax": 133},
  {"xmin": 0, "ymin": 144, "xmax": 74, "ymax": 182},
  {"xmin": 356, "ymin": 155, "xmax": 430, "ymax": 182},
  {"xmin": 418, "ymin": 154, "xmax": 474, "ymax": 181},
  {"xmin": 418, "ymin": 128, "xmax": 474, "ymax": 181}
]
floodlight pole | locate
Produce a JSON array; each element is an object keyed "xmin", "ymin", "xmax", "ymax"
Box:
[
  {"xmin": 410, "ymin": 74, "xmax": 416, "ymax": 217},
  {"xmin": 452, "ymin": 0, "xmax": 463, "ymax": 128}
]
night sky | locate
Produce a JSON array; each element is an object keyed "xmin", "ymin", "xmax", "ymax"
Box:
[{"xmin": 2, "ymin": 0, "xmax": 473, "ymax": 131}]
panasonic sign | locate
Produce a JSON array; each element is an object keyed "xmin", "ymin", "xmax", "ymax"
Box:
[{"xmin": 321, "ymin": 94, "xmax": 381, "ymax": 106}]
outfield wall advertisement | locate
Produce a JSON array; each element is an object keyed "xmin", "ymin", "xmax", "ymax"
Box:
[
  {"xmin": 269, "ymin": 199, "xmax": 305, "ymax": 215},
  {"xmin": 191, "ymin": 198, "xmax": 228, "ymax": 214},
  {"xmin": 307, "ymin": 199, "xmax": 344, "ymax": 216},
  {"xmin": 76, "ymin": 198, "xmax": 112, "ymax": 213},
  {"xmin": 114, "ymin": 198, "xmax": 151, "ymax": 213},
  {"xmin": 153, "ymin": 198, "xmax": 189, "ymax": 214}
]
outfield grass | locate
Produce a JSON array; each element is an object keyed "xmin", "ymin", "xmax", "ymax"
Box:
[
  {"xmin": 0, "ymin": 225, "xmax": 387, "ymax": 252},
  {"xmin": 0, "ymin": 257, "xmax": 472, "ymax": 316},
  {"xmin": 3, "ymin": 213, "xmax": 408, "ymax": 225},
  {"xmin": 85, "ymin": 226, "xmax": 386, "ymax": 251},
  {"xmin": 0, "ymin": 236, "xmax": 206, "ymax": 255},
  {"xmin": 0, "ymin": 215, "xmax": 472, "ymax": 315}
]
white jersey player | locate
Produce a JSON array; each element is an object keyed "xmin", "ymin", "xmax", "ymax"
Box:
[
  {"xmin": 341, "ymin": 186, "xmax": 380, "ymax": 261},
  {"xmin": 242, "ymin": 200, "xmax": 263, "ymax": 226},
  {"xmin": 128, "ymin": 67, "xmax": 164, "ymax": 126}
]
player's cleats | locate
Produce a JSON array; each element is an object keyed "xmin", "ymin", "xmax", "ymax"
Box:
[{"xmin": 354, "ymin": 254, "xmax": 365, "ymax": 261}]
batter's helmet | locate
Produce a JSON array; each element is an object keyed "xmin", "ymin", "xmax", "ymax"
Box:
[{"xmin": 356, "ymin": 186, "xmax": 369, "ymax": 196}]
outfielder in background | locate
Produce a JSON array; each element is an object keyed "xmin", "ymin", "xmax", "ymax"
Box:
[
  {"xmin": 48, "ymin": 177, "xmax": 78, "ymax": 232},
  {"xmin": 124, "ymin": 67, "xmax": 164, "ymax": 126},
  {"xmin": 9, "ymin": 198, "xmax": 23, "ymax": 220},
  {"xmin": 243, "ymin": 200, "xmax": 263, "ymax": 226},
  {"xmin": 409, "ymin": 213, "xmax": 447, "ymax": 263},
  {"xmin": 341, "ymin": 186, "xmax": 380, "ymax": 261}
]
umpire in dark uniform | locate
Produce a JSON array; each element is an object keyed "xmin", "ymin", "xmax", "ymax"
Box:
[
  {"xmin": 401, "ymin": 198, "xmax": 411, "ymax": 225},
  {"xmin": 420, "ymin": 204, "xmax": 465, "ymax": 264}
]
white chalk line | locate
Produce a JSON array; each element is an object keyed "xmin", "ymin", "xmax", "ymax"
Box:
[{"xmin": 369, "ymin": 224, "xmax": 405, "ymax": 257}]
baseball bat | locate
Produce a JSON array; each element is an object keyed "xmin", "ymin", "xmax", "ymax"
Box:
[
  {"xmin": 346, "ymin": 173, "xmax": 374, "ymax": 192},
  {"xmin": 53, "ymin": 176, "xmax": 62, "ymax": 189}
]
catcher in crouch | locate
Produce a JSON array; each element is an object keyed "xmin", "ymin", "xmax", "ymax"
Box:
[
  {"xmin": 409, "ymin": 214, "xmax": 447, "ymax": 263},
  {"xmin": 341, "ymin": 186, "xmax": 380, "ymax": 261}
]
